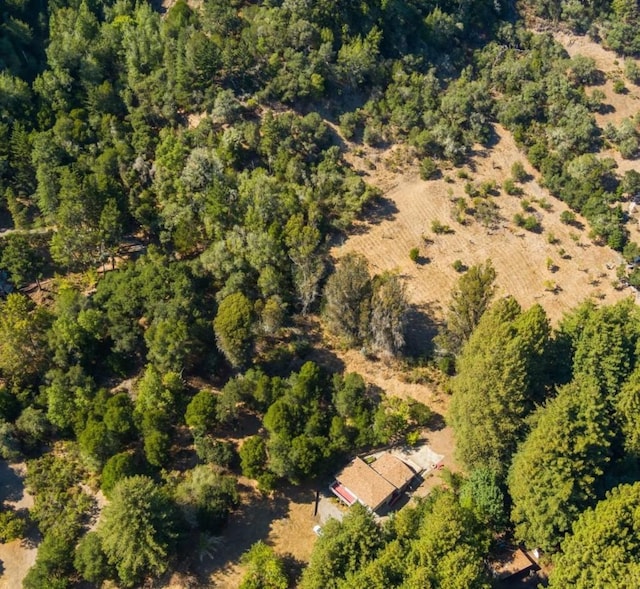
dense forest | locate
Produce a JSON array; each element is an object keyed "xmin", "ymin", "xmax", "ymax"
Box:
[{"xmin": 2, "ymin": 0, "xmax": 640, "ymax": 586}]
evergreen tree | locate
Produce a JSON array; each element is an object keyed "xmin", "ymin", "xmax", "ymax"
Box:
[
  {"xmin": 449, "ymin": 297, "xmax": 539, "ymax": 477},
  {"xmin": 508, "ymin": 377, "xmax": 614, "ymax": 551},
  {"xmin": 322, "ymin": 253, "xmax": 372, "ymax": 347},
  {"xmin": 368, "ymin": 271, "xmax": 408, "ymax": 357},
  {"xmin": 548, "ymin": 482, "xmax": 640, "ymax": 588},
  {"xmin": 239, "ymin": 541, "xmax": 289, "ymax": 589},
  {"xmin": 214, "ymin": 292, "xmax": 255, "ymax": 369},
  {"xmin": 98, "ymin": 476, "xmax": 179, "ymax": 587},
  {"xmin": 436, "ymin": 260, "xmax": 496, "ymax": 357}
]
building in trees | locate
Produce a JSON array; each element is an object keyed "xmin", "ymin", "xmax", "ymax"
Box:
[{"xmin": 330, "ymin": 454, "xmax": 416, "ymax": 513}]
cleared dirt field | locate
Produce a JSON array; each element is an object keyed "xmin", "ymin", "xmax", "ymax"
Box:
[
  {"xmin": 0, "ymin": 463, "xmax": 37, "ymax": 589},
  {"xmin": 554, "ymin": 31, "xmax": 640, "ymax": 127},
  {"xmin": 338, "ymin": 124, "xmax": 632, "ymax": 329},
  {"xmin": 206, "ymin": 480, "xmax": 318, "ymax": 589}
]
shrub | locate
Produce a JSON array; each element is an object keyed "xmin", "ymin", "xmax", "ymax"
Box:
[
  {"xmin": 409, "ymin": 248, "xmax": 420, "ymax": 263},
  {"xmin": 613, "ymin": 78, "xmax": 626, "ymax": 94},
  {"xmin": 101, "ymin": 452, "xmax": 137, "ymax": 498},
  {"xmin": 464, "ymin": 182, "xmax": 479, "ymax": 197},
  {"xmin": 478, "ymin": 179, "xmax": 498, "ymax": 197},
  {"xmin": 537, "ymin": 198, "xmax": 552, "ymax": 211},
  {"xmin": 514, "ymin": 213, "xmax": 540, "ymax": 232},
  {"xmin": 363, "ymin": 123, "xmax": 383, "ymax": 146},
  {"xmin": 419, "ymin": 157, "xmax": 438, "ymax": 180},
  {"xmin": 560, "ymin": 210, "xmax": 577, "ymax": 225},
  {"xmin": 523, "ymin": 215, "xmax": 541, "ymax": 232},
  {"xmin": 452, "ymin": 259, "xmax": 466, "ymax": 272},
  {"xmin": 195, "ymin": 435, "xmax": 237, "ymax": 468},
  {"xmin": 619, "ymin": 135, "xmax": 639, "ymax": 159},
  {"xmin": 431, "ymin": 220, "xmax": 453, "ymax": 234},
  {"xmin": 625, "ymin": 60, "xmax": 640, "ymax": 85},
  {"xmin": 406, "ymin": 430, "xmax": 421, "ymax": 447},
  {"xmin": 570, "ymin": 55, "xmax": 600, "ymax": 85},
  {"xmin": 472, "ymin": 197, "xmax": 500, "ymax": 229},
  {"xmin": 503, "ymin": 178, "xmax": 522, "ymax": 196},
  {"xmin": 623, "ymin": 241, "xmax": 640, "ymax": 263},
  {"xmin": 511, "ymin": 161, "xmax": 527, "ymax": 182},
  {"xmin": 0, "ymin": 507, "xmax": 26, "ymax": 542},
  {"xmin": 451, "ymin": 197, "xmax": 468, "ymax": 224},
  {"xmin": 629, "ymin": 267, "xmax": 640, "ymax": 289},
  {"xmin": 339, "ymin": 111, "xmax": 359, "ymax": 140}
]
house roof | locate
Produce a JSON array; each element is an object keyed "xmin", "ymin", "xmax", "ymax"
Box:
[
  {"xmin": 370, "ymin": 453, "xmax": 415, "ymax": 489},
  {"xmin": 335, "ymin": 457, "xmax": 396, "ymax": 511}
]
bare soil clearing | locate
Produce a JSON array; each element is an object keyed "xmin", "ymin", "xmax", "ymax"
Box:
[
  {"xmin": 0, "ymin": 462, "xmax": 37, "ymax": 589},
  {"xmin": 337, "ymin": 124, "xmax": 631, "ymax": 327},
  {"xmin": 207, "ymin": 481, "xmax": 317, "ymax": 589}
]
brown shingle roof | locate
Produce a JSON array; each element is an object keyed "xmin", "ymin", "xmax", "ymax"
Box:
[
  {"xmin": 335, "ymin": 457, "xmax": 396, "ymax": 511},
  {"xmin": 370, "ymin": 453, "xmax": 415, "ymax": 489}
]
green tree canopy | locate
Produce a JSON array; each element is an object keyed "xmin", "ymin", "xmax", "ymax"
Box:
[
  {"xmin": 449, "ymin": 297, "xmax": 549, "ymax": 477},
  {"xmin": 213, "ymin": 291, "xmax": 255, "ymax": 369},
  {"xmin": 322, "ymin": 253, "xmax": 372, "ymax": 347},
  {"xmin": 0, "ymin": 293, "xmax": 51, "ymax": 389},
  {"xmin": 74, "ymin": 531, "xmax": 112, "ymax": 586},
  {"xmin": 508, "ymin": 377, "xmax": 614, "ymax": 552},
  {"xmin": 98, "ymin": 475, "xmax": 180, "ymax": 587},
  {"xmin": 174, "ymin": 464, "xmax": 239, "ymax": 532},
  {"xmin": 301, "ymin": 502, "xmax": 383, "ymax": 589},
  {"xmin": 368, "ymin": 271, "xmax": 408, "ymax": 357},
  {"xmin": 185, "ymin": 390, "xmax": 218, "ymax": 434},
  {"xmin": 239, "ymin": 541, "xmax": 289, "ymax": 589},
  {"xmin": 435, "ymin": 260, "xmax": 496, "ymax": 357},
  {"xmin": 548, "ymin": 482, "xmax": 640, "ymax": 588}
]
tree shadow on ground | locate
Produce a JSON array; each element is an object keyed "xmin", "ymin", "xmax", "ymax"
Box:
[
  {"xmin": 281, "ymin": 552, "xmax": 306, "ymax": 586},
  {"xmin": 426, "ymin": 411, "xmax": 446, "ymax": 432},
  {"xmin": 20, "ymin": 520, "xmax": 41, "ymax": 550},
  {"xmin": 0, "ymin": 461, "xmax": 24, "ymax": 504},
  {"xmin": 301, "ymin": 345, "xmax": 346, "ymax": 376},
  {"xmin": 404, "ymin": 303, "xmax": 438, "ymax": 360},
  {"xmin": 215, "ymin": 412, "xmax": 263, "ymax": 441},
  {"xmin": 501, "ymin": 571, "xmax": 548, "ymax": 589},
  {"xmin": 354, "ymin": 195, "xmax": 399, "ymax": 230},
  {"xmin": 598, "ymin": 102, "xmax": 615, "ymax": 115},
  {"xmin": 193, "ymin": 488, "xmax": 290, "ymax": 582},
  {"xmin": 284, "ymin": 315, "xmax": 346, "ymax": 376}
]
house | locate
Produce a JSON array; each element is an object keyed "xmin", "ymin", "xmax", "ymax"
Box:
[
  {"xmin": 330, "ymin": 454, "xmax": 416, "ymax": 513},
  {"xmin": 490, "ymin": 546, "xmax": 541, "ymax": 585}
]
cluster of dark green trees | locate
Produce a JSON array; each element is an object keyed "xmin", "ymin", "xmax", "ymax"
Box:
[
  {"xmin": 301, "ymin": 490, "xmax": 494, "ymax": 589},
  {"xmin": 445, "ymin": 263, "xmax": 640, "ymax": 583},
  {"xmin": 232, "ymin": 363, "xmax": 430, "ymax": 488}
]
